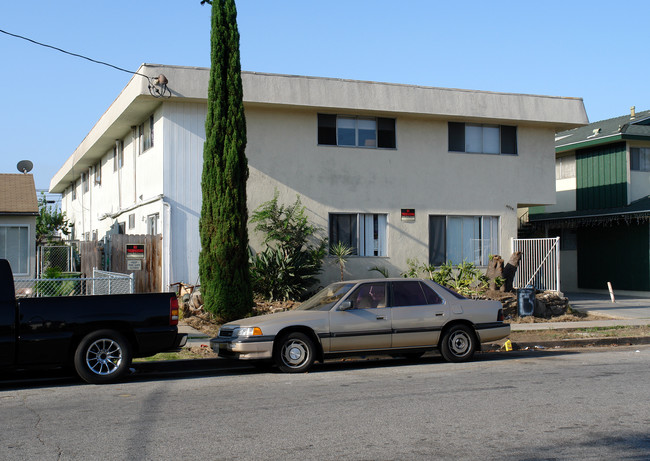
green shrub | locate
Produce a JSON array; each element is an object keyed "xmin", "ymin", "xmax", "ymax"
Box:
[{"xmin": 249, "ymin": 192, "xmax": 326, "ymax": 301}]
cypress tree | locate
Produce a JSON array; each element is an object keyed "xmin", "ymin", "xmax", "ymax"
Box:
[{"xmin": 199, "ymin": 0, "xmax": 253, "ymax": 321}]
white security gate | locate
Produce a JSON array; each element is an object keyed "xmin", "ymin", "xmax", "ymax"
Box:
[{"xmin": 511, "ymin": 237, "xmax": 560, "ymax": 292}]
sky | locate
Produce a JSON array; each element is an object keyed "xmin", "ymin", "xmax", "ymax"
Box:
[{"xmin": 1, "ymin": 0, "xmax": 648, "ymax": 192}]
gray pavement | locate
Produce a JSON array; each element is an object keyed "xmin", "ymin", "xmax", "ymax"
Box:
[{"xmin": 564, "ymin": 291, "xmax": 650, "ymax": 320}]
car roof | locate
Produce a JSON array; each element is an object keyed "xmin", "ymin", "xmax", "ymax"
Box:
[{"xmin": 337, "ymin": 278, "xmax": 429, "ymax": 284}]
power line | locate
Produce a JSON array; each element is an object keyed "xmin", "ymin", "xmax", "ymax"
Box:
[
  {"xmin": 0, "ymin": 28, "xmax": 171, "ymax": 98},
  {"xmin": 0, "ymin": 28, "xmax": 146, "ymax": 77}
]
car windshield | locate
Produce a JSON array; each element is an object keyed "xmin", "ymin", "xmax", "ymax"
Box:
[{"xmin": 296, "ymin": 282, "xmax": 356, "ymax": 311}]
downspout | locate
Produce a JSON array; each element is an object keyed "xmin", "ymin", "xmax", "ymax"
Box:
[
  {"xmin": 162, "ymin": 199, "xmax": 171, "ymax": 291},
  {"xmin": 132, "ymin": 126, "xmax": 137, "ymax": 205},
  {"xmin": 116, "ymin": 140, "xmax": 122, "ymax": 211}
]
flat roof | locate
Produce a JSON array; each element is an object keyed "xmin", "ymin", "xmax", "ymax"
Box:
[{"xmin": 50, "ymin": 64, "xmax": 589, "ymax": 193}]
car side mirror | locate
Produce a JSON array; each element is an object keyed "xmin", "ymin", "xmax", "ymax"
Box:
[{"xmin": 338, "ymin": 300, "xmax": 353, "ymax": 311}]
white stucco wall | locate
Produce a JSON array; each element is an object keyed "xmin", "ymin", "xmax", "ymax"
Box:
[{"xmin": 51, "ymin": 65, "xmax": 588, "ymax": 288}]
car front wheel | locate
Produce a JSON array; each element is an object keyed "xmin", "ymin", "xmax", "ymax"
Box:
[
  {"xmin": 440, "ymin": 325, "xmax": 476, "ymax": 363},
  {"xmin": 274, "ymin": 332, "xmax": 315, "ymax": 373},
  {"xmin": 74, "ymin": 330, "xmax": 132, "ymax": 384}
]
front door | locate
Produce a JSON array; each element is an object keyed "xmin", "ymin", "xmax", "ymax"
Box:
[{"xmin": 329, "ymin": 282, "xmax": 391, "ymax": 352}]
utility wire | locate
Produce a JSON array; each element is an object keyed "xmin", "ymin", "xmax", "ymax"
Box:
[
  {"xmin": 0, "ymin": 28, "xmax": 170, "ymax": 97},
  {"xmin": 0, "ymin": 28, "xmax": 149, "ymax": 78}
]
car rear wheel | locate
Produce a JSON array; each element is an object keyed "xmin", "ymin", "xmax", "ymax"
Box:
[
  {"xmin": 74, "ymin": 330, "xmax": 132, "ymax": 384},
  {"xmin": 274, "ymin": 332, "xmax": 315, "ymax": 373},
  {"xmin": 440, "ymin": 325, "xmax": 476, "ymax": 363}
]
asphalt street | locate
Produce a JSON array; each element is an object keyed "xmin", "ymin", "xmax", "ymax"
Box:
[{"xmin": 2, "ymin": 346, "xmax": 649, "ymax": 460}]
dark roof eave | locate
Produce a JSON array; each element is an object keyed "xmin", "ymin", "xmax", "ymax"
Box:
[
  {"xmin": 0, "ymin": 212, "xmax": 38, "ymax": 216},
  {"xmin": 556, "ymin": 133, "xmax": 650, "ymax": 154}
]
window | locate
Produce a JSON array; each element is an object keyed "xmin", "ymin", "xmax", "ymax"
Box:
[
  {"xmin": 631, "ymin": 147, "xmax": 650, "ymax": 172},
  {"xmin": 448, "ymin": 122, "xmax": 517, "ymax": 155},
  {"xmin": 147, "ymin": 213, "xmax": 159, "ymax": 235},
  {"xmin": 118, "ymin": 222, "xmax": 126, "ymax": 234},
  {"xmin": 113, "ymin": 140, "xmax": 124, "ymax": 171},
  {"xmin": 94, "ymin": 161, "xmax": 102, "ymax": 185},
  {"xmin": 429, "ymin": 215, "xmax": 499, "ymax": 266},
  {"xmin": 556, "ymin": 155, "xmax": 576, "ymax": 179},
  {"xmin": 128, "ymin": 214, "xmax": 136, "ymax": 229},
  {"xmin": 82, "ymin": 172, "xmax": 89, "ymax": 193},
  {"xmin": 347, "ymin": 282, "xmax": 387, "ymax": 309},
  {"xmin": 0, "ymin": 226, "xmax": 29, "ymax": 275},
  {"xmin": 330, "ymin": 213, "xmax": 387, "ymax": 256},
  {"xmin": 71, "ymin": 183, "xmax": 77, "ymax": 201},
  {"xmin": 139, "ymin": 115, "xmax": 154, "ymax": 153},
  {"xmin": 392, "ymin": 281, "xmax": 428, "ymax": 307},
  {"xmin": 318, "ymin": 114, "xmax": 396, "ymax": 148}
]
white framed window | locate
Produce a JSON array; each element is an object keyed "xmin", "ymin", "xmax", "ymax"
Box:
[
  {"xmin": 449, "ymin": 122, "xmax": 517, "ymax": 155},
  {"xmin": 556, "ymin": 155, "xmax": 576, "ymax": 179},
  {"xmin": 139, "ymin": 115, "xmax": 154, "ymax": 154},
  {"xmin": 0, "ymin": 225, "xmax": 30, "ymax": 275},
  {"xmin": 71, "ymin": 183, "xmax": 77, "ymax": 201},
  {"xmin": 318, "ymin": 114, "xmax": 396, "ymax": 148},
  {"xmin": 329, "ymin": 213, "xmax": 387, "ymax": 256},
  {"xmin": 631, "ymin": 147, "xmax": 650, "ymax": 171},
  {"xmin": 94, "ymin": 161, "xmax": 102, "ymax": 185},
  {"xmin": 128, "ymin": 214, "xmax": 136, "ymax": 229},
  {"xmin": 147, "ymin": 213, "xmax": 159, "ymax": 235},
  {"xmin": 81, "ymin": 172, "xmax": 89, "ymax": 193},
  {"xmin": 429, "ymin": 215, "xmax": 499, "ymax": 266},
  {"xmin": 113, "ymin": 140, "xmax": 124, "ymax": 171}
]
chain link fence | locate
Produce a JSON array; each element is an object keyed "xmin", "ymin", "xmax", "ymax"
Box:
[
  {"xmin": 14, "ymin": 272, "xmax": 134, "ymax": 298},
  {"xmin": 37, "ymin": 245, "xmax": 78, "ymax": 277}
]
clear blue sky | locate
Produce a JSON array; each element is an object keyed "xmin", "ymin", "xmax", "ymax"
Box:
[{"xmin": 1, "ymin": 0, "xmax": 648, "ymax": 191}]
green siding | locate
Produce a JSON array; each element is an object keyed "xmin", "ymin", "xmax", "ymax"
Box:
[
  {"xmin": 576, "ymin": 142, "xmax": 627, "ymax": 210},
  {"xmin": 577, "ymin": 223, "xmax": 650, "ymax": 290}
]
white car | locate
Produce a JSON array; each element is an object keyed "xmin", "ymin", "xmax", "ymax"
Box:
[{"xmin": 211, "ymin": 278, "xmax": 510, "ymax": 372}]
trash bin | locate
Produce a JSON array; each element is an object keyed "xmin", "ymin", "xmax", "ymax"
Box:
[{"xmin": 517, "ymin": 287, "xmax": 535, "ymax": 317}]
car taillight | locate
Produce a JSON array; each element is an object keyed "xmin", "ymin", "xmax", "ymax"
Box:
[
  {"xmin": 497, "ymin": 308, "xmax": 504, "ymax": 322},
  {"xmin": 170, "ymin": 296, "xmax": 179, "ymax": 326}
]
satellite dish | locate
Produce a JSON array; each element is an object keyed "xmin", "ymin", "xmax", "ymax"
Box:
[{"xmin": 17, "ymin": 160, "xmax": 33, "ymax": 174}]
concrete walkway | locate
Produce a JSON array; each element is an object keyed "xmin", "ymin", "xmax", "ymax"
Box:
[{"xmin": 564, "ymin": 291, "xmax": 650, "ymax": 320}]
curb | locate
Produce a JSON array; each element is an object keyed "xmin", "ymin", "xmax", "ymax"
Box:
[{"xmin": 483, "ymin": 336, "xmax": 650, "ymax": 352}]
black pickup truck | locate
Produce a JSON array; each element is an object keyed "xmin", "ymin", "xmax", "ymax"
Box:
[{"xmin": 0, "ymin": 259, "xmax": 187, "ymax": 384}]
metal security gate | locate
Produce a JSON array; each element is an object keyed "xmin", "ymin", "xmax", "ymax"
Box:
[{"xmin": 511, "ymin": 237, "xmax": 560, "ymax": 292}]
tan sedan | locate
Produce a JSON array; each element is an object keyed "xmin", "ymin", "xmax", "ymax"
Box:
[{"xmin": 210, "ymin": 278, "xmax": 510, "ymax": 373}]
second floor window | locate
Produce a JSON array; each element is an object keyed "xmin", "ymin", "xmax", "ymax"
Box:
[
  {"xmin": 139, "ymin": 115, "xmax": 154, "ymax": 153},
  {"xmin": 631, "ymin": 147, "xmax": 650, "ymax": 171},
  {"xmin": 318, "ymin": 114, "xmax": 396, "ymax": 148},
  {"xmin": 113, "ymin": 140, "xmax": 124, "ymax": 171},
  {"xmin": 449, "ymin": 122, "xmax": 517, "ymax": 155}
]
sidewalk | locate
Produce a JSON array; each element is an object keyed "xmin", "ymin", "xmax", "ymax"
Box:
[{"xmin": 178, "ymin": 324, "xmax": 211, "ymax": 347}]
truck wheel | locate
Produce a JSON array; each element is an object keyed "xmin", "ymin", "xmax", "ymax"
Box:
[
  {"xmin": 74, "ymin": 330, "xmax": 132, "ymax": 384},
  {"xmin": 274, "ymin": 332, "xmax": 315, "ymax": 373},
  {"xmin": 440, "ymin": 325, "xmax": 476, "ymax": 363}
]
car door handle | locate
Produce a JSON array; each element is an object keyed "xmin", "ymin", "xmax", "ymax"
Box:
[
  {"xmin": 376, "ymin": 316, "xmax": 387, "ymax": 320},
  {"xmin": 435, "ymin": 312, "xmax": 444, "ymax": 317}
]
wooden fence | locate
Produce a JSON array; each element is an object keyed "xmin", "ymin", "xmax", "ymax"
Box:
[{"xmin": 78, "ymin": 234, "xmax": 162, "ymax": 293}]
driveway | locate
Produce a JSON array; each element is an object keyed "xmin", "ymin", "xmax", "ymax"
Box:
[{"xmin": 566, "ymin": 291, "xmax": 650, "ymax": 319}]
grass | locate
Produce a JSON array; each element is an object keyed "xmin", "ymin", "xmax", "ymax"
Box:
[
  {"xmin": 133, "ymin": 347, "xmax": 216, "ymax": 362},
  {"xmin": 509, "ymin": 325, "xmax": 650, "ymax": 342}
]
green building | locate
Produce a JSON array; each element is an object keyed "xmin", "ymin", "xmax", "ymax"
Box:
[{"xmin": 528, "ymin": 107, "xmax": 650, "ymax": 292}]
